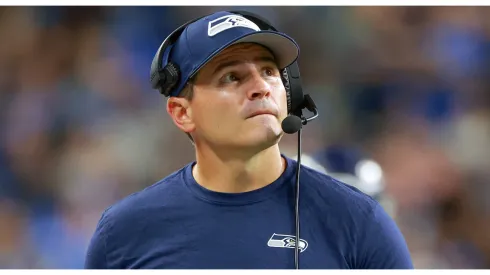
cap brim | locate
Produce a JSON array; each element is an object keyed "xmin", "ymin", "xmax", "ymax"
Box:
[
  {"xmin": 189, "ymin": 30, "xmax": 299, "ymax": 79},
  {"xmin": 229, "ymin": 31, "xmax": 300, "ymax": 69}
]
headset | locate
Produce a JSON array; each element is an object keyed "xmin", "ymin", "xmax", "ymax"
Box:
[{"xmin": 150, "ymin": 10, "xmax": 319, "ymax": 269}]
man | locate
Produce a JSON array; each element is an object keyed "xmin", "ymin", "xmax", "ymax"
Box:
[{"xmin": 84, "ymin": 10, "xmax": 413, "ymax": 269}]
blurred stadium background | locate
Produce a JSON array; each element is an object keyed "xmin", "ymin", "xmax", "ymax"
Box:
[{"xmin": 0, "ymin": 5, "xmax": 490, "ymax": 269}]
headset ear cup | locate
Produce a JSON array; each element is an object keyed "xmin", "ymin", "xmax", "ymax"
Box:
[
  {"xmin": 158, "ymin": 62, "xmax": 181, "ymax": 97},
  {"xmin": 283, "ymin": 63, "xmax": 304, "ymax": 115},
  {"xmin": 281, "ymin": 68, "xmax": 292, "ymax": 114},
  {"xmin": 286, "ymin": 91, "xmax": 292, "ymax": 114}
]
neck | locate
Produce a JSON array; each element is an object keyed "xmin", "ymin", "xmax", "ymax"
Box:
[{"xmin": 192, "ymin": 144, "xmax": 286, "ymax": 193}]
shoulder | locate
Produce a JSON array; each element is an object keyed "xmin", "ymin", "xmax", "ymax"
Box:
[
  {"xmin": 297, "ymin": 159, "xmax": 379, "ymax": 216},
  {"xmin": 85, "ymin": 165, "xmax": 192, "ymax": 268},
  {"xmin": 290, "ymin": 159, "xmax": 413, "ymax": 268},
  {"xmin": 98, "ymin": 164, "xmax": 190, "ymax": 232}
]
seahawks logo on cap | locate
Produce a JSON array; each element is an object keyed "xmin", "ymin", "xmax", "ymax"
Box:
[
  {"xmin": 267, "ymin": 233, "xmax": 308, "ymax": 253},
  {"xmin": 208, "ymin": 15, "xmax": 260, "ymax": 37}
]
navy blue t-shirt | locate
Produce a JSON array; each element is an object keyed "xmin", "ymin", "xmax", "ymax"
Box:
[{"xmin": 84, "ymin": 156, "xmax": 413, "ymax": 269}]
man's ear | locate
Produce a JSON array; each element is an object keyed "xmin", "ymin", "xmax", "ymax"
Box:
[{"xmin": 166, "ymin": 97, "xmax": 196, "ymax": 134}]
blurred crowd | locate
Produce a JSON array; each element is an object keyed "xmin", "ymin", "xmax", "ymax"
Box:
[{"xmin": 0, "ymin": 6, "xmax": 489, "ymax": 269}]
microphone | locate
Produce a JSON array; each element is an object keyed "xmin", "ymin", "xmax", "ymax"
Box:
[
  {"xmin": 280, "ymin": 94, "xmax": 319, "ymax": 269},
  {"xmin": 281, "ymin": 116, "xmax": 303, "ymax": 134}
]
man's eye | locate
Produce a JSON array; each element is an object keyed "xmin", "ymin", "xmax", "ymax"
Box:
[
  {"xmin": 222, "ymin": 73, "xmax": 239, "ymax": 83},
  {"xmin": 263, "ymin": 67, "xmax": 278, "ymax": 77}
]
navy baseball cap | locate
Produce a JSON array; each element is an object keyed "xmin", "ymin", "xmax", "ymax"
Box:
[{"xmin": 165, "ymin": 11, "xmax": 300, "ymax": 97}]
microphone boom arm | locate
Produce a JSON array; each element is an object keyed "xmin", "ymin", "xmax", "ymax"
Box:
[
  {"xmin": 302, "ymin": 108, "xmax": 318, "ymax": 125},
  {"xmin": 298, "ymin": 94, "xmax": 319, "ymax": 126}
]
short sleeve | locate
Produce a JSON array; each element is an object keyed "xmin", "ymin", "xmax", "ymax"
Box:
[
  {"xmin": 357, "ymin": 203, "xmax": 414, "ymax": 269},
  {"xmin": 84, "ymin": 210, "xmax": 111, "ymax": 269}
]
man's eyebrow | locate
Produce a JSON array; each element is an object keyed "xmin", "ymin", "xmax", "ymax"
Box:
[{"xmin": 212, "ymin": 56, "xmax": 277, "ymax": 75}]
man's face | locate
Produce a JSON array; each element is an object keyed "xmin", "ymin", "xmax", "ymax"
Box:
[{"xmin": 167, "ymin": 43, "xmax": 288, "ymax": 151}]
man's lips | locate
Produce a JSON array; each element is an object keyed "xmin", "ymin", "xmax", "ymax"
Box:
[{"xmin": 247, "ymin": 110, "xmax": 277, "ymax": 118}]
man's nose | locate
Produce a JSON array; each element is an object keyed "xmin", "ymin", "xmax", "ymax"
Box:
[{"xmin": 246, "ymin": 72, "xmax": 272, "ymax": 100}]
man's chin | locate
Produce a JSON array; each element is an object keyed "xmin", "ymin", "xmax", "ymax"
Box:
[{"xmin": 244, "ymin": 128, "xmax": 282, "ymax": 148}]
